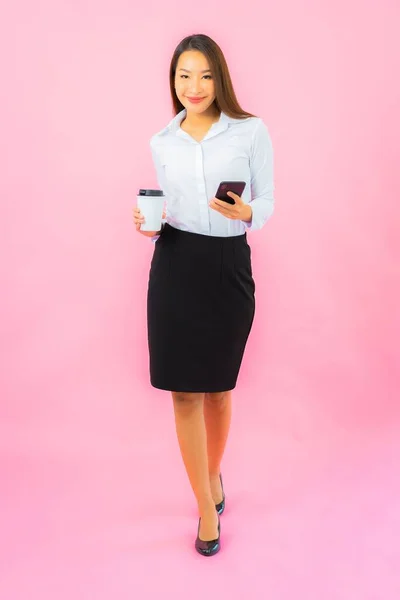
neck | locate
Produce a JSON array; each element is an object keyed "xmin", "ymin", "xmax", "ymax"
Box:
[{"xmin": 183, "ymin": 105, "xmax": 220, "ymax": 128}]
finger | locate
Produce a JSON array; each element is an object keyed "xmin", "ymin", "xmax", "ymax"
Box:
[
  {"xmin": 209, "ymin": 200, "xmax": 220, "ymax": 212},
  {"xmin": 210, "ymin": 198, "xmax": 231, "ymax": 209},
  {"xmin": 227, "ymin": 191, "xmax": 242, "ymax": 203},
  {"xmin": 210, "ymin": 203, "xmax": 232, "ymax": 218}
]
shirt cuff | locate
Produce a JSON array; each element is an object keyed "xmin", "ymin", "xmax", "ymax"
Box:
[
  {"xmin": 241, "ymin": 200, "xmax": 273, "ymax": 231},
  {"xmin": 242, "ymin": 204, "xmax": 255, "ymax": 230}
]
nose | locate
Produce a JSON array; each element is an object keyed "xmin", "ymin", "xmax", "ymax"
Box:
[{"xmin": 188, "ymin": 77, "xmax": 202, "ymax": 94}]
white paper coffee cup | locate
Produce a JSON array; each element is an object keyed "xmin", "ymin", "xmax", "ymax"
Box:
[{"xmin": 137, "ymin": 189, "xmax": 165, "ymax": 232}]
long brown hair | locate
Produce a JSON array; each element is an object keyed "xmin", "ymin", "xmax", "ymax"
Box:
[{"xmin": 169, "ymin": 34, "xmax": 255, "ymax": 119}]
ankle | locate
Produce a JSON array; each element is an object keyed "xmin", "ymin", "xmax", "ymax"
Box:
[{"xmin": 198, "ymin": 497, "xmax": 216, "ymax": 515}]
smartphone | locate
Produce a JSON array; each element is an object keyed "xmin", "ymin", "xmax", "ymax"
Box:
[{"xmin": 215, "ymin": 181, "xmax": 246, "ymax": 205}]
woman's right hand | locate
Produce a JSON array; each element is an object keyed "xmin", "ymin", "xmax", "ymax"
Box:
[{"xmin": 133, "ymin": 207, "xmax": 165, "ymax": 238}]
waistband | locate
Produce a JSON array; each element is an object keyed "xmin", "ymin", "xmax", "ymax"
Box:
[{"xmin": 163, "ymin": 223, "xmax": 247, "ymax": 243}]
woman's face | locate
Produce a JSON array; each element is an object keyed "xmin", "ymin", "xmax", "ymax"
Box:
[{"xmin": 174, "ymin": 50, "xmax": 216, "ymax": 115}]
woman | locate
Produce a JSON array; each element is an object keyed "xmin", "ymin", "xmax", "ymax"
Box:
[{"xmin": 133, "ymin": 34, "xmax": 274, "ymax": 556}]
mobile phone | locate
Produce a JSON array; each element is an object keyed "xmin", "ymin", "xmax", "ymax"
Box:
[{"xmin": 215, "ymin": 181, "xmax": 246, "ymax": 205}]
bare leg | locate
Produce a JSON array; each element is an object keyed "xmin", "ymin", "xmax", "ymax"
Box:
[
  {"xmin": 172, "ymin": 391, "xmax": 219, "ymax": 541},
  {"xmin": 203, "ymin": 390, "xmax": 232, "ymax": 504}
]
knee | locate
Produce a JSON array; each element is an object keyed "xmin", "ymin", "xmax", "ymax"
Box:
[
  {"xmin": 172, "ymin": 391, "xmax": 204, "ymax": 410},
  {"xmin": 205, "ymin": 391, "xmax": 230, "ymax": 408}
]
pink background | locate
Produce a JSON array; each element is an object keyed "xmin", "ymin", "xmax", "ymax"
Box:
[{"xmin": 1, "ymin": 0, "xmax": 399, "ymax": 598}]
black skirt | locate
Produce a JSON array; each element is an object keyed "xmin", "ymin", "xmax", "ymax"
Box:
[{"xmin": 147, "ymin": 224, "xmax": 256, "ymax": 393}]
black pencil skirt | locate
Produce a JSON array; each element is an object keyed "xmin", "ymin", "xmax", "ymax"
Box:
[{"xmin": 147, "ymin": 224, "xmax": 256, "ymax": 393}]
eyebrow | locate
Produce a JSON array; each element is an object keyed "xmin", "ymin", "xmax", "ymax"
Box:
[{"xmin": 178, "ymin": 68, "xmax": 211, "ymax": 73}]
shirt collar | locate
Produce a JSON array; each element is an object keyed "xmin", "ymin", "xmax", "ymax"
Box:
[{"xmin": 165, "ymin": 109, "xmax": 243, "ymax": 137}]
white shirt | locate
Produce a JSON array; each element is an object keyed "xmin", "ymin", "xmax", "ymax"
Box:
[{"xmin": 150, "ymin": 109, "xmax": 274, "ymax": 239}]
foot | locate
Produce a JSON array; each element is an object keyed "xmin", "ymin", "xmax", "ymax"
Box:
[
  {"xmin": 195, "ymin": 513, "xmax": 221, "ymax": 557},
  {"xmin": 198, "ymin": 506, "xmax": 219, "ymax": 541},
  {"xmin": 210, "ymin": 473, "xmax": 224, "ymax": 506}
]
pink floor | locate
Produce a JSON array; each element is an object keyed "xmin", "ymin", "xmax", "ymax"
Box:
[{"xmin": 1, "ymin": 371, "xmax": 399, "ymax": 600}]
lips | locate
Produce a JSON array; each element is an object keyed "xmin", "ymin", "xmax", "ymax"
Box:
[{"xmin": 186, "ymin": 97, "xmax": 205, "ymax": 104}]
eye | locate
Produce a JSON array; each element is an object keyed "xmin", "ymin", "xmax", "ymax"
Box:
[{"xmin": 178, "ymin": 74, "xmax": 212, "ymax": 80}]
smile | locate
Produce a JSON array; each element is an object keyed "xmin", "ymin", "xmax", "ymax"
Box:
[{"xmin": 186, "ymin": 97, "xmax": 205, "ymax": 104}]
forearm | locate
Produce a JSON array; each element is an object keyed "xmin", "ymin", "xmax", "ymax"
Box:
[
  {"xmin": 242, "ymin": 196, "xmax": 274, "ymax": 231},
  {"xmin": 240, "ymin": 204, "xmax": 253, "ymax": 224}
]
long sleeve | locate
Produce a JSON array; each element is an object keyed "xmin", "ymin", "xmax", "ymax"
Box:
[
  {"xmin": 242, "ymin": 119, "xmax": 275, "ymax": 231},
  {"xmin": 149, "ymin": 137, "xmax": 168, "ymax": 242}
]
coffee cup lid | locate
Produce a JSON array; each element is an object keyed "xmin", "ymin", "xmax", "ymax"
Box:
[{"xmin": 138, "ymin": 189, "xmax": 164, "ymax": 196}]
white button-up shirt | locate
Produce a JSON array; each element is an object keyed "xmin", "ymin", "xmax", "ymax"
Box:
[{"xmin": 150, "ymin": 109, "xmax": 274, "ymax": 238}]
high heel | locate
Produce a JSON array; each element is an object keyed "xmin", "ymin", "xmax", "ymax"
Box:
[
  {"xmin": 195, "ymin": 514, "xmax": 221, "ymax": 557},
  {"xmin": 215, "ymin": 473, "xmax": 225, "ymax": 515}
]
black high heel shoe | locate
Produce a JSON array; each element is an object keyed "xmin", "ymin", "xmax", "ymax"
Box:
[
  {"xmin": 195, "ymin": 514, "xmax": 221, "ymax": 557},
  {"xmin": 215, "ymin": 473, "xmax": 225, "ymax": 515}
]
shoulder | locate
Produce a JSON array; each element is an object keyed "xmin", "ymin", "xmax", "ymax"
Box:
[
  {"xmin": 245, "ymin": 117, "xmax": 270, "ymax": 135},
  {"xmin": 231, "ymin": 116, "xmax": 263, "ymax": 130},
  {"xmin": 150, "ymin": 127, "xmax": 169, "ymax": 150},
  {"xmin": 231, "ymin": 116, "xmax": 270, "ymax": 141},
  {"xmin": 149, "ymin": 128, "xmax": 171, "ymax": 165},
  {"xmin": 247, "ymin": 118, "xmax": 272, "ymax": 149},
  {"xmin": 229, "ymin": 117, "xmax": 272, "ymax": 155},
  {"xmin": 150, "ymin": 110, "xmax": 185, "ymax": 150}
]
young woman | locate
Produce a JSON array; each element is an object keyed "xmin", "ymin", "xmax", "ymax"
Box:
[{"xmin": 133, "ymin": 34, "xmax": 274, "ymax": 556}]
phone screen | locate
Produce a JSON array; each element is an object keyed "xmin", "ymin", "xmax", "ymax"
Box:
[{"xmin": 215, "ymin": 181, "xmax": 246, "ymax": 204}]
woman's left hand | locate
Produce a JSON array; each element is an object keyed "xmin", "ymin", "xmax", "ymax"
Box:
[{"xmin": 209, "ymin": 192, "xmax": 252, "ymax": 223}]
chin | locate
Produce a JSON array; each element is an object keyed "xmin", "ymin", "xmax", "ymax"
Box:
[{"xmin": 184, "ymin": 101, "xmax": 214, "ymax": 115}]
